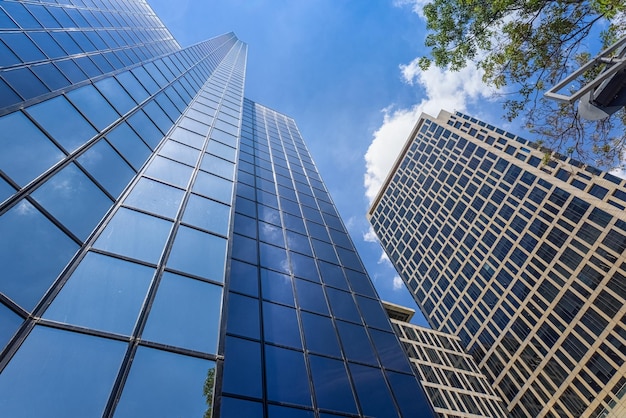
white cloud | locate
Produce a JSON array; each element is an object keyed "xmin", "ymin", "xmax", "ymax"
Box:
[
  {"xmin": 393, "ymin": 0, "xmax": 430, "ymax": 17},
  {"xmin": 392, "ymin": 275, "xmax": 404, "ymax": 290},
  {"xmin": 364, "ymin": 61, "xmax": 497, "ymax": 202},
  {"xmin": 363, "ymin": 226, "xmax": 379, "ymax": 243},
  {"xmin": 378, "ymin": 250, "xmax": 392, "ymax": 266}
]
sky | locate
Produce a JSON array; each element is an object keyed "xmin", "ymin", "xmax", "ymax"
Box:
[{"xmin": 147, "ymin": 0, "xmax": 515, "ymax": 327}]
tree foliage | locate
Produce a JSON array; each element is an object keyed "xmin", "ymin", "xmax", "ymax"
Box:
[{"xmin": 419, "ymin": 0, "xmax": 626, "ymax": 169}]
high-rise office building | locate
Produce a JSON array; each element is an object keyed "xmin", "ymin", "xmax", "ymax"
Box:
[
  {"xmin": 383, "ymin": 301, "xmax": 507, "ymax": 418},
  {"xmin": 369, "ymin": 110, "xmax": 626, "ymax": 418},
  {"xmin": 0, "ymin": 1, "xmax": 434, "ymax": 417}
]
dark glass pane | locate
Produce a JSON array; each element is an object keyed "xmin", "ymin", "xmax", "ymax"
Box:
[
  {"xmin": 0, "ymin": 200, "xmax": 78, "ymax": 310},
  {"xmin": 127, "ymin": 110, "xmax": 164, "ymax": 149},
  {"xmin": 0, "ymin": 326, "xmax": 125, "ymax": 417},
  {"xmin": 386, "ymin": 371, "xmax": 434, "ymax": 418},
  {"xmin": 259, "ymin": 242, "xmax": 289, "ymax": 273},
  {"xmin": 326, "ymin": 288, "xmax": 361, "ymax": 323},
  {"xmin": 166, "ymin": 226, "xmax": 227, "ymax": 282},
  {"xmin": 26, "ymin": 96, "xmax": 97, "ymax": 153},
  {"xmin": 261, "ymin": 269, "xmax": 294, "ymax": 306},
  {"xmin": 143, "ymin": 272, "xmax": 222, "ymax": 353},
  {"xmin": 301, "ymin": 312, "xmax": 341, "ymax": 357},
  {"xmin": 0, "ymin": 111, "xmax": 64, "ymax": 186},
  {"xmin": 265, "ymin": 345, "xmax": 311, "ymax": 406},
  {"xmin": 295, "ymin": 279, "xmax": 328, "ymax": 315},
  {"xmin": 222, "ymin": 336, "xmax": 262, "ymax": 398},
  {"xmin": 263, "ymin": 302, "xmax": 301, "ymax": 348},
  {"xmin": 318, "ymin": 261, "xmax": 349, "ymax": 290},
  {"xmin": 349, "ymin": 363, "xmax": 398, "ymax": 417},
  {"xmin": 369, "ymin": 329, "xmax": 413, "ymax": 373},
  {"xmin": 93, "ymin": 207, "xmax": 172, "ymax": 264},
  {"xmin": 268, "ymin": 405, "xmax": 314, "ymax": 418},
  {"xmin": 32, "ymin": 163, "xmax": 113, "ymax": 240},
  {"xmin": 114, "ymin": 347, "xmax": 215, "ymax": 418},
  {"xmin": 31, "ymin": 62, "xmax": 70, "ymax": 91},
  {"xmin": 3, "ymin": 67, "xmax": 49, "ymax": 100},
  {"xmin": 220, "ymin": 397, "xmax": 262, "ymax": 418},
  {"xmin": 226, "ymin": 293, "xmax": 259, "ymax": 339},
  {"xmin": 289, "ymin": 252, "xmax": 319, "ymax": 281},
  {"xmin": 231, "ymin": 233, "xmax": 257, "ymax": 264},
  {"xmin": 44, "ymin": 252, "xmax": 153, "ymax": 335},
  {"xmin": 309, "ymin": 355, "xmax": 357, "ymax": 414},
  {"xmin": 228, "ymin": 260, "xmax": 259, "ymax": 297},
  {"xmin": 356, "ymin": 296, "xmax": 392, "ymax": 331},
  {"xmin": 124, "ymin": 177, "xmax": 184, "ymax": 219},
  {"xmin": 336, "ymin": 320, "xmax": 377, "ymax": 365},
  {"xmin": 182, "ymin": 194, "xmax": 230, "ymax": 236}
]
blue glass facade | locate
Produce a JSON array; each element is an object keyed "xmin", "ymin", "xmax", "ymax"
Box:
[{"xmin": 0, "ymin": 1, "xmax": 433, "ymax": 417}]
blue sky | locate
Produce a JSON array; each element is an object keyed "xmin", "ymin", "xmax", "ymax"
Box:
[{"xmin": 148, "ymin": 0, "xmax": 513, "ymax": 326}]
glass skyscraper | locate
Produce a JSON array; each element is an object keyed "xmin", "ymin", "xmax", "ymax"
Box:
[
  {"xmin": 0, "ymin": 1, "xmax": 433, "ymax": 417},
  {"xmin": 369, "ymin": 110, "xmax": 626, "ymax": 418}
]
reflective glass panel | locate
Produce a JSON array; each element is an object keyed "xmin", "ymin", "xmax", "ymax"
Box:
[
  {"xmin": 182, "ymin": 194, "xmax": 230, "ymax": 236},
  {"xmin": 336, "ymin": 321, "xmax": 377, "ymax": 365},
  {"xmin": 0, "ymin": 111, "xmax": 64, "ymax": 186},
  {"xmin": 192, "ymin": 170, "xmax": 233, "ymax": 204},
  {"xmin": 220, "ymin": 397, "xmax": 262, "ymax": 418},
  {"xmin": 261, "ymin": 269, "xmax": 294, "ymax": 306},
  {"xmin": 228, "ymin": 260, "xmax": 259, "ymax": 297},
  {"xmin": 301, "ymin": 312, "xmax": 341, "ymax": 357},
  {"xmin": 94, "ymin": 77, "xmax": 135, "ymax": 115},
  {"xmin": 0, "ymin": 200, "xmax": 78, "ymax": 310},
  {"xmin": 143, "ymin": 272, "xmax": 221, "ymax": 353},
  {"xmin": 349, "ymin": 363, "xmax": 398, "ymax": 417},
  {"xmin": 318, "ymin": 261, "xmax": 349, "ymax": 290},
  {"xmin": 144, "ymin": 155, "xmax": 194, "ymax": 188},
  {"xmin": 94, "ymin": 208, "xmax": 172, "ymax": 264},
  {"xmin": 114, "ymin": 347, "xmax": 215, "ymax": 418},
  {"xmin": 44, "ymin": 252, "xmax": 154, "ymax": 335},
  {"xmin": 326, "ymin": 288, "xmax": 361, "ymax": 323},
  {"xmin": 356, "ymin": 296, "xmax": 392, "ymax": 331},
  {"xmin": 386, "ymin": 371, "xmax": 433, "ymax": 418},
  {"xmin": 268, "ymin": 405, "xmax": 315, "ymax": 418},
  {"xmin": 259, "ymin": 243, "xmax": 289, "ymax": 273},
  {"xmin": 0, "ymin": 302, "xmax": 22, "ymax": 352},
  {"xmin": 124, "ymin": 177, "xmax": 184, "ymax": 219},
  {"xmin": 290, "ymin": 252, "xmax": 319, "ymax": 281},
  {"xmin": 166, "ymin": 226, "xmax": 227, "ymax": 282},
  {"xmin": 201, "ymin": 153, "xmax": 235, "ymax": 179},
  {"xmin": 369, "ymin": 329, "xmax": 412, "ymax": 373},
  {"xmin": 78, "ymin": 139, "xmax": 135, "ymax": 198},
  {"xmin": 105, "ymin": 123, "xmax": 151, "ymax": 171},
  {"xmin": 263, "ymin": 302, "xmax": 301, "ymax": 348},
  {"xmin": 67, "ymin": 85, "xmax": 119, "ymax": 130},
  {"xmin": 159, "ymin": 140, "xmax": 199, "ymax": 166},
  {"xmin": 309, "ymin": 355, "xmax": 357, "ymax": 414},
  {"xmin": 0, "ymin": 326, "xmax": 125, "ymax": 417},
  {"xmin": 222, "ymin": 336, "xmax": 262, "ymax": 398},
  {"xmin": 26, "ymin": 96, "xmax": 97, "ymax": 152},
  {"xmin": 32, "ymin": 163, "xmax": 113, "ymax": 240},
  {"xmin": 226, "ymin": 293, "xmax": 259, "ymax": 339},
  {"xmin": 295, "ymin": 279, "xmax": 328, "ymax": 315},
  {"xmin": 265, "ymin": 345, "xmax": 311, "ymax": 406}
]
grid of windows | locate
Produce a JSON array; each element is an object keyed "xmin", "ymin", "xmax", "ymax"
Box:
[
  {"xmin": 0, "ymin": 0, "xmax": 180, "ymax": 108},
  {"xmin": 389, "ymin": 313, "xmax": 507, "ymax": 418},
  {"xmin": 369, "ymin": 110, "xmax": 626, "ymax": 418},
  {"xmin": 0, "ymin": 32, "xmax": 246, "ymax": 417},
  {"xmin": 218, "ymin": 99, "xmax": 433, "ymax": 417}
]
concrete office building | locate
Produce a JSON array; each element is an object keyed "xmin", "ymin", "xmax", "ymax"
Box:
[
  {"xmin": 0, "ymin": 1, "xmax": 434, "ymax": 417},
  {"xmin": 384, "ymin": 301, "xmax": 507, "ymax": 418},
  {"xmin": 369, "ymin": 110, "xmax": 626, "ymax": 417}
]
